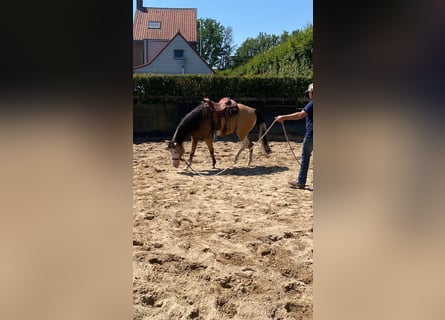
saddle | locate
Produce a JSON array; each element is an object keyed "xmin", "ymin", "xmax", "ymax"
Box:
[
  {"xmin": 203, "ymin": 97, "xmax": 238, "ymax": 112},
  {"xmin": 202, "ymin": 97, "xmax": 239, "ymax": 135}
]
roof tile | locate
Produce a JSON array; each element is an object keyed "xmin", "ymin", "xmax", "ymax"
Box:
[{"xmin": 133, "ymin": 7, "xmax": 197, "ymax": 42}]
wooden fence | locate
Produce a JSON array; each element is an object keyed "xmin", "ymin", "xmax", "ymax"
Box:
[{"xmin": 133, "ymin": 97, "xmax": 309, "ymax": 142}]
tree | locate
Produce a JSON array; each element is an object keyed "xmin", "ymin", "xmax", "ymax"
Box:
[
  {"xmin": 218, "ymin": 26, "xmax": 234, "ymax": 69},
  {"xmin": 219, "ymin": 24, "xmax": 313, "ymax": 77},
  {"xmin": 197, "ymin": 18, "xmax": 234, "ymax": 70},
  {"xmin": 233, "ymin": 32, "xmax": 280, "ymax": 67}
]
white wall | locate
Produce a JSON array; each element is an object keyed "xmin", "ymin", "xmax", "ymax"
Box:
[{"xmin": 134, "ymin": 35, "xmax": 213, "ymax": 75}]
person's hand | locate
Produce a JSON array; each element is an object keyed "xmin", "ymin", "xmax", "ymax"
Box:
[{"xmin": 275, "ymin": 115, "xmax": 285, "ymax": 123}]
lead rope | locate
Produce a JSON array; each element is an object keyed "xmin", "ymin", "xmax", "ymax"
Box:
[
  {"xmin": 181, "ymin": 119, "xmax": 300, "ymax": 176},
  {"xmin": 281, "ymin": 122, "xmax": 301, "ymax": 164},
  {"xmin": 182, "ymin": 157, "xmax": 236, "ymax": 177}
]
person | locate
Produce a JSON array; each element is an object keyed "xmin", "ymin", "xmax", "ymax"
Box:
[{"xmin": 275, "ymin": 83, "xmax": 313, "ymax": 189}]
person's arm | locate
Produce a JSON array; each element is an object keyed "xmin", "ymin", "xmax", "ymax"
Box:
[{"xmin": 275, "ymin": 110, "xmax": 307, "ymax": 123}]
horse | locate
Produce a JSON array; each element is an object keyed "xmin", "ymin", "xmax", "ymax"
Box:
[{"xmin": 167, "ymin": 97, "xmax": 272, "ymax": 169}]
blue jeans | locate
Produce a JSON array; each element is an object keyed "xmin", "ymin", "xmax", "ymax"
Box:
[{"xmin": 297, "ymin": 137, "xmax": 313, "ymax": 185}]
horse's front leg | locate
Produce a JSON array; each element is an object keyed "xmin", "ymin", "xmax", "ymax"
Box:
[
  {"xmin": 204, "ymin": 137, "xmax": 216, "ymax": 168},
  {"xmin": 185, "ymin": 137, "xmax": 198, "ymax": 170}
]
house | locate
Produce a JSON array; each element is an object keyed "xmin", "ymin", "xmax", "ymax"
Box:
[{"xmin": 133, "ymin": 0, "xmax": 214, "ymax": 75}]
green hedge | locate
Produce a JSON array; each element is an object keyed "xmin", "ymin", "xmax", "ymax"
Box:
[{"xmin": 134, "ymin": 74, "xmax": 312, "ymax": 104}]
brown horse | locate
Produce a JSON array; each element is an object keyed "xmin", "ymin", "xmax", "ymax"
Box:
[{"xmin": 167, "ymin": 98, "xmax": 272, "ymax": 169}]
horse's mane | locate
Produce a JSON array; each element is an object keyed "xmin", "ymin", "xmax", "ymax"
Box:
[{"xmin": 172, "ymin": 104, "xmax": 203, "ymax": 144}]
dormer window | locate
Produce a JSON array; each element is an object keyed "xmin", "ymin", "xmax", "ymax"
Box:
[{"xmin": 148, "ymin": 21, "xmax": 161, "ymax": 29}]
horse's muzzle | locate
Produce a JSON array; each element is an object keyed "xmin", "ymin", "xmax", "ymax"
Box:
[{"xmin": 172, "ymin": 159, "xmax": 180, "ymax": 168}]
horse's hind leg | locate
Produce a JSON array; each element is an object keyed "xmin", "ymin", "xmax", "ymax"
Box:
[
  {"xmin": 247, "ymin": 140, "xmax": 254, "ymax": 165},
  {"xmin": 234, "ymin": 138, "xmax": 251, "ymax": 164},
  {"xmin": 204, "ymin": 137, "xmax": 216, "ymax": 168}
]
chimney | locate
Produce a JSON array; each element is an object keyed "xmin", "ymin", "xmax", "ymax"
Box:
[{"xmin": 136, "ymin": 0, "xmax": 143, "ymax": 11}]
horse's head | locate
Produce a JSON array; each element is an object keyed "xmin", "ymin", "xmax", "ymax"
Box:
[{"xmin": 166, "ymin": 140, "xmax": 184, "ymax": 168}]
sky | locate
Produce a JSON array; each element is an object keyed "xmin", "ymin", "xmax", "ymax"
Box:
[{"xmin": 133, "ymin": 0, "xmax": 313, "ymax": 48}]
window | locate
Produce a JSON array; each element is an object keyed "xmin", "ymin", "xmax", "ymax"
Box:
[
  {"xmin": 148, "ymin": 21, "xmax": 161, "ymax": 29},
  {"xmin": 174, "ymin": 49, "xmax": 184, "ymax": 59}
]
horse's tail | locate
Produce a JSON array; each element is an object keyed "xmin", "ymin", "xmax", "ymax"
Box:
[{"xmin": 254, "ymin": 109, "xmax": 272, "ymax": 154}]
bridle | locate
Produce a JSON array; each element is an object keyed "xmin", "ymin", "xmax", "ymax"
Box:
[{"xmin": 167, "ymin": 141, "xmax": 183, "ymax": 162}]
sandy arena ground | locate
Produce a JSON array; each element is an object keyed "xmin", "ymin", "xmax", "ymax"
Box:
[{"xmin": 133, "ymin": 139, "xmax": 313, "ymax": 319}]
